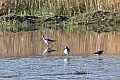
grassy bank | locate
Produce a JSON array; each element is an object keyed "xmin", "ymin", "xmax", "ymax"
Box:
[
  {"xmin": 0, "ymin": 0, "xmax": 120, "ymax": 16},
  {"xmin": 0, "ymin": 0, "xmax": 120, "ymax": 33}
]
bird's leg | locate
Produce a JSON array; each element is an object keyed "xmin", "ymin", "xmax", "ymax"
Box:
[
  {"xmin": 49, "ymin": 44, "xmax": 53, "ymax": 48},
  {"xmin": 51, "ymin": 44, "xmax": 53, "ymax": 47},
  {"xmin": 67, "ymin": 54, "xmax": 69, "ymax": 57},
  {"xmin": 47, "ymin": 44, "xmax": 49, "ymax": 48},
  {"xmin": 98, "ymin": 55, "xmax": 101, "ymax": 59}
]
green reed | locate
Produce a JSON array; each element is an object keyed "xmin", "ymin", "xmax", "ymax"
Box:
[
  {"xmin": 0, "ymin": 0, "xmax": 120, "ymax": 16},
  {"xmin": 0, "ymin": 0, "xmax": 120, "ymax": 33}
]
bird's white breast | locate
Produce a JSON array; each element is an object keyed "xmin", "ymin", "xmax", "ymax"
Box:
[{"xmin": 64, "ymin": 49, "xmax": 69, "ymax": 54}]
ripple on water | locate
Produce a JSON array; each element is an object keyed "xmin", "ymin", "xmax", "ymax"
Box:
[{"xmin": 0, "ymin": 54, "xmax": 120, "ymax": 79}]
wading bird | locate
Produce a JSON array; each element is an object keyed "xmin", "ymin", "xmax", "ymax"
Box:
[
  {"xmin": 63, "ymin": 47, "xmax": 70, "ymax": 56},
  {"xmin": 42, "ymin": 35, "xmax": 56, "ymax": 47},
  {"xmin": 94, "ymin": 50, "xmax": 104, "ymax": 58}
]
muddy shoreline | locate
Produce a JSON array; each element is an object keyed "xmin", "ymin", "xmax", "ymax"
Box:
[{"xmin": 0, "ymin": 10, "xmax": 120, "ymax": 33}]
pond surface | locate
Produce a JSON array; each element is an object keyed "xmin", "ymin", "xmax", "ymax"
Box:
[{"xmin": 0, "ymin": 54, "xmax": 120, "ymax": 80}]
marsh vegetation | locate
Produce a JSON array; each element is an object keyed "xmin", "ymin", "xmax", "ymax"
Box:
[
  {"xmin": 0, "ymin": 0, "xmax": 120, "ymax": 16},
  {"xmin": 0, "ymin": 0, "xmax": 120, "ymax": 57},
  {"xmin": 0, "ymin": 0, "xmax": 119, "ymax": 33}
]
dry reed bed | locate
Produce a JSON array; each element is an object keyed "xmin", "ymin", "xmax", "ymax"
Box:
[
  {"xmin": 0, "ymin": 0, "xmax": 120, "ymax": 16},
  {"xmin": 0, "ymin": 30, "xmax": 120, "ymax": 58}
]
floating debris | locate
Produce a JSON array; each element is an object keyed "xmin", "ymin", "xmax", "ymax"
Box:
[{"xmin": 75, "ymin": 70, "xmax": 90, "ymax": 74}]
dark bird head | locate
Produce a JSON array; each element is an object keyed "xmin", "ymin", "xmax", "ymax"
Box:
[
  {"xmin": 42, "ymin": 35, "xmax": 45, "ymax": 40},
  {"xmin": 64, "ymin": 47, "xmax": 68, "ymax": 51},
  {"xmin": 99, "ymin": 50, "xmax": 104, "ymax": 53},
  {"xmin": 65, "ymin": 47, "xmax": 69, "ymax": 49},
  {"xmin": 42, "ymin": 35, "xmax": 44, "ymax": 38}
]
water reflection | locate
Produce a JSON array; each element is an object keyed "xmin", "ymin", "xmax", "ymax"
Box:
[
  {"xmin": 42, "ymin": 47, "xmax": 56, "ymax": 56},
  {"xmin": 64, "ymin": 57, "xmax": 70, "ymax": 66},
  {"xmin": 94, "ymin": 55, "xmax": 104, "ymax": 60}
]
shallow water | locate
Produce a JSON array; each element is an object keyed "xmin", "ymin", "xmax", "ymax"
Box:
[
  {"xmin": 1, "ymin": 31, "xmax": 120, "ymax": 57},
  {"xmin": 0, "ymin": 54, "xmax": 120, "ymax": 80}
]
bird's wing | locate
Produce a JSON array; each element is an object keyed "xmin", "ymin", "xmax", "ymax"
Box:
[{"xmin": 47, "ymin": 39, "xmax": 55, "ymax": 42}]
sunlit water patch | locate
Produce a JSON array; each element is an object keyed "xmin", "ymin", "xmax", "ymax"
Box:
[{"xmin": 0, "ymin": 54, "xmax": 120, "ymax": 80}]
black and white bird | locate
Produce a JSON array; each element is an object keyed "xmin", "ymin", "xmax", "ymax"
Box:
[
  {"xmin": 42, "ymin": 47, "xmax": 56, "ymax": 55},
  {"xmin": 94, "ymin": 50, "xmax": 104, "ymax": 56},
  {"xmin": 42, "ymin": 35, "xmax": 56, "ymax": 47},
  {"xmin": 63, "ymin": 47, "xmax": 70, "ymax": 56}
]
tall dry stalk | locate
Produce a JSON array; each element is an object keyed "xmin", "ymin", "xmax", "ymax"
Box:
[{"xmin": 0, "ymin": 0, "xmax": 120, "ymax": 16}]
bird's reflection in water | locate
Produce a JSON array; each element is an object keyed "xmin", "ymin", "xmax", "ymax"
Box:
[
  {"xmin": 64, "ymin": 57, "xmax": 70, "ymax": 66},
  {"xmin": 42, "ymin": 47, "xmax": 56, "ymax": 56}
]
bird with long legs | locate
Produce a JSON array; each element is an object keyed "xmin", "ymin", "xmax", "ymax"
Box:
[{"xmin": 42, "ymin": 35, "xmax": 56, "ymax": 47}]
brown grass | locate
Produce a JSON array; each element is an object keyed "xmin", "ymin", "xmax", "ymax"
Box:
[
  {"xmin": 0, "ymin": 0, "xmax": 120, "ymax": 16},
  {"xmin": 0, "ymin": 30, "xmax": 120, "ymax": 58}
]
